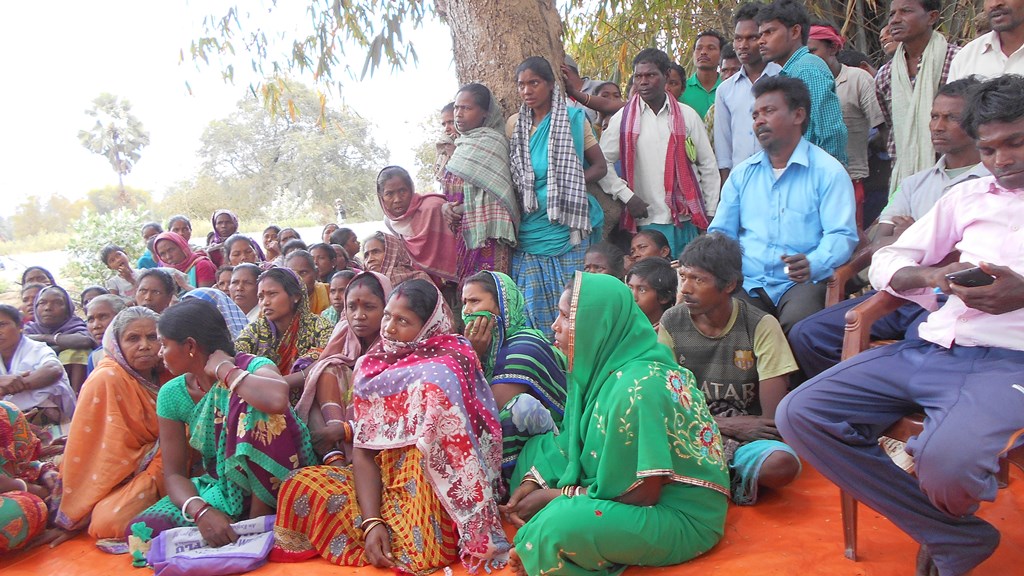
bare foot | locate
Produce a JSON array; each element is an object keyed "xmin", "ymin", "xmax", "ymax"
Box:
[{"xmin": 509, "ymin": 547, "xmax": 527, "ymax": 576}]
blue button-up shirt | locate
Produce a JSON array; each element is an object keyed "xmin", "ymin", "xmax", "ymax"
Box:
[
  {"xmin": 709, "ymin": 138, "xmax": 858, "ymax": 303},
  {"xmin": 713, "ymin": 62, "xmax": 782, "ymax": 170}
]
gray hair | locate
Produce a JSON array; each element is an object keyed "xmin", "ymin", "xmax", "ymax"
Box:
[
  {"xmin": 87, "ymin": 294, "xmax": 130, "ymax": 316},
  {"xmin": 108, "ymin": 306, "xmax": 161, "ymax": 345}
]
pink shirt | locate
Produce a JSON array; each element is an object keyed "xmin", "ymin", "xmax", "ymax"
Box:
[{"xmin": 869, "ymin": 176, "xmax": 1024, "ymax": 351}]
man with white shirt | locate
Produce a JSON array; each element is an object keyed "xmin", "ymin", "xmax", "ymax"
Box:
[
  {"xmin": 715, "ymin": 2, "xmax": 782, "ymax": 184},
  {"xmin": 948, "ymin": 0, "xmax": 1024, "ymax": 79},
  {"xmin": 779, "ymin": 74, "xmax": 1024, "ymax": 576},
  {"xmin": 599, "ymin": 48, "xmax": 720, "ymax": 258}
]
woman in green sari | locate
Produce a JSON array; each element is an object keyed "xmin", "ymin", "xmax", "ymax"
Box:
[
  {"xmin": 507, "ymin": 56, "xmax": 608, "ymax": 335},
  {"xmin": 503, "ymin": 272, "xmax": 729, "ymax": 576},
  {"xmin": 461, "ymin": 270, "xmax": 567, "ymax": 483}
]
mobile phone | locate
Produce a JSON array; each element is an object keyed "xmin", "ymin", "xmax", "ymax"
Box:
[{"xmin": 944, "ymin": 266, "xmax": 995, "ymax": 287}]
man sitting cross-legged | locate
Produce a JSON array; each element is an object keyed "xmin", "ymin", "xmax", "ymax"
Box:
[
  {"xmin": 778, "ymin": 74, "xmax": 1024, "ymax": 576},
  {"xmin": 659, "ymin": 232, "xmax": 801, "ymax": 505}
]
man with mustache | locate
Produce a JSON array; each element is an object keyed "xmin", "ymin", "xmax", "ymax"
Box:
[
  {"xmin": 779, "ymin": 74, "xmax": 1024, "ymax": 576},
  {"xmin": 873, "ymin": 0, "xmax": 960, "ymax": 196},
  {"xmin": 714, "ymin": 2, "xmax": 782, "ymax": 185},
  {"xmin": 754, "ymin": 0, "xmax": 848, "ymax": 166},
  {"xmin": 708, "ymin": 76, "xmax": 858, "ymax": 334},
  {"xmin": 681, "ymin": 30, "xmax": 726, "ymax": 119},
  {"xmin": 788, "ymin": 77, "xmax": 988, "ymax": 380},
  {"xmin": 948, "ymin": 0, "xmax": 1024, "ymax": 79},
  {"xmin": 598, "ymin": 48, "xmax": 721, "ymax": 258}
]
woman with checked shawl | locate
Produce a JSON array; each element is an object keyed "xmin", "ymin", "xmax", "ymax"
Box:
[{"xmin": 506, "ymin": 56, "xmax": 608, "ymax": 335}]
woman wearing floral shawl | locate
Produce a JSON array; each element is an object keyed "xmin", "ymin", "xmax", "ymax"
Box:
[
  {"xmin": 234, "ymin": 268, "xmax": 333, "ymax": 406},
  {"xmin": 0, "ymin": 401, "xmax": 58, "ymax": 552},
  {"xmin": 273, "ymin": 279, "xmax": 509, "ymax": 575},
  {"xmin": 442, "ymin": 83, "xmax": 520, "ymax": 278},
  {"xmin": 55, "ymin": 307, "xmax": 168, "ymax": 542},
  {"xmin": 461, "ymin": 271, "xmax": 566, "ymax": 482},
  {"xmin": 504, "ymin": 272, "xmax": 729, "ymax": 576},
  {"xmin": 507, "ymin": 56, "xmax": 608, "ymax": 335}
]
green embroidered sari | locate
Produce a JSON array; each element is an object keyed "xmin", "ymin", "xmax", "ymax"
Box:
[{"xmin": 512, "ymin": 272, "xmax": 729, "ymax": 575}]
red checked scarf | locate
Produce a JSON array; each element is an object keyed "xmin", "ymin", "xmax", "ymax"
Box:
[{"xmin": 619, "ymin": 93, "xmax": 710, "ymax": 232}]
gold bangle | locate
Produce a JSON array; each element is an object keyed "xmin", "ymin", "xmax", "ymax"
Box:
[
  {"xmin": 360, "ymin": 516, "xmax": 385, "ymax": 531},
  {"xmin": 362, "ymin": 520, "xmax": 387, "ymax": 535}
]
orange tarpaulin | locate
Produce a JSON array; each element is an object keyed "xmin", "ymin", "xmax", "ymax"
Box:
[{"xmin": 4, "ymin": 462, "xmax": 1022, "ymax": 575}]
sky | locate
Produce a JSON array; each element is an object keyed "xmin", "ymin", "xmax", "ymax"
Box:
[{"xmin": 0, "ymin": 1, "xmax": 460, "ymax": 218}]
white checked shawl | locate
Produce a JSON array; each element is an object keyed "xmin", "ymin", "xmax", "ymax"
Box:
[{"xmin": 509, "ymin": 83, "xmax": 591, "ymax": 245}]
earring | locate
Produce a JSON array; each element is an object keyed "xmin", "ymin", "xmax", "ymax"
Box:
[{"xmin": 190, "ymin": 352, "xmax": 194, "ymax": 358}]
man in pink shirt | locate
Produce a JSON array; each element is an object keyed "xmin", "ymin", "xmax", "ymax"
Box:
[{"xmin": 778, "ymin": 74, "xmax": 1024, "ymax": 576}]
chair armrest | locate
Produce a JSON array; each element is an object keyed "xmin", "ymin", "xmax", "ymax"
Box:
[
  {"xmin": 841, "ymin": 291, "xmax": 905, "ymax": 361},
  {"xmin": 825, "ymin": 246, "xmax": 874, "ymax": 308}
]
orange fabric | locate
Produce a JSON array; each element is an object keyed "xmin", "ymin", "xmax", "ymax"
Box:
[
  {"xmin": 10, "ymin": 462, "xmax": 1024, "ymax": 575},
  {"xmin": 308, "ymin": 282, "xmax": 331, "ymax": 316},
  {"xmin": 55, "ymin": 357, "xmax": 164, "ymax": 537},
  {"xmin": 272, "ymin": 446, "xmax": 458, "ymax": 575}
]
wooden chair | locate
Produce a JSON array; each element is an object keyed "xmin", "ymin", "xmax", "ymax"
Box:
[
  {"xmin": 825, "ymin": 238, "xmax": 873, "ymax": 308},
  {"xmin": 838, "ymin": 291, "xmax": 1024, "ymax": 560}
]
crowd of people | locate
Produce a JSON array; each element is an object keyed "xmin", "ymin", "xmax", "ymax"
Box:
[{"xmin": 3, "ymin": 0, "xmax": 1024, "ymax": 574}]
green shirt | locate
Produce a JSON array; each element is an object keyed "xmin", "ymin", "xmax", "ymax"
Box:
[{"xmin": 680, "ymin": 73, "xmax": 722, "ymax": 118}]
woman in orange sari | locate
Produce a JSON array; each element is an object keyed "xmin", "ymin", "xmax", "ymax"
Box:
[{"xmin": 54, "ymin": 306, "xmax": 168, "ymax": 543}]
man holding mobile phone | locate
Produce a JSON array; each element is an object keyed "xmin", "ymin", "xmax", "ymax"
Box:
[{"xmin": 778, "ymin": 75, "xmax": 1024, "ymax": 576}]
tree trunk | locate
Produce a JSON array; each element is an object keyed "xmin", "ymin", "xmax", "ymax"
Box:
[{"xmin": 436, "ymin": 0, "xmax": 565, "ymax": 119}]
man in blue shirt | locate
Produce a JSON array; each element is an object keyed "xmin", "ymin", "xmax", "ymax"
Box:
[
  {"xmin": 756, "ymin": 0, "xmax": 848, "ymax": 166},
  {"xmin": 708, "ymin": 76, "xmax": 858, "ymax": 333},
  {"xmin": 715, "ymin": 2, "xmax": 782, "ymax": 184}
]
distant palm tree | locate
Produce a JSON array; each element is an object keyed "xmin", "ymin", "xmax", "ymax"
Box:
[{"xmin": 78, "ymin": 93, "xmax": 150, "ymax": 201}]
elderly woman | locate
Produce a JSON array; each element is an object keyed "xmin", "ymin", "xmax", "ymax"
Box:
[
  {"xmin": 361, "ymin": 232, "xmax": 434, "ymax": 287},
  {"xmin": 294, "ymin": 270, "xmax": 392, "ymax": 460},
  {"xmin": 24, "ymin": 286, "xmax": 96, "ymax": 395},
  {"xmin": 377, "ymin": 165, "xmax": 459, "ymax": 285},
  {"xmin": 85, "ymin": 294, "xmax": 129, "ymax": 376},
  {"xmin": 504, "ymin": 273, "xmax": 728, "ymax": 576},
  {"xmin": 154, "ymin": 231, "xmax": 217, "ymax": 288},
  {"xmin": 229, "ymin": 264, "xmax": 262, "ymax": 323},
  {"xmin": 55, "ymin": 306, "xmax": 168, "ymax": 540},
  {"xmin": 235, "ymin": 268, "xmax": 333, "ymax": 406},
  {"xmin": 1, "ymin": 401, "xmax": 58, "ymax": 552},
  {"xmin": 507, "ymin": 56, "xmax": 608, "ymax": 334},
  {"xmin": 460, "ymin": 271, "xmax": 567, "ymax": 482},
  {"xmin": 0, "ymin": 304, "xmax": 76, "ymax": 425},
  {"xmin": 130, "ymin": 299, "xmax": 314, "ymax": 542},
  {"xmin": 442, "ymin": 83, "xmax": 520, "ymax": 279},
  {"xmin": 273, "ymin": 279, "xmax": 509, "ymax": 574}
]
